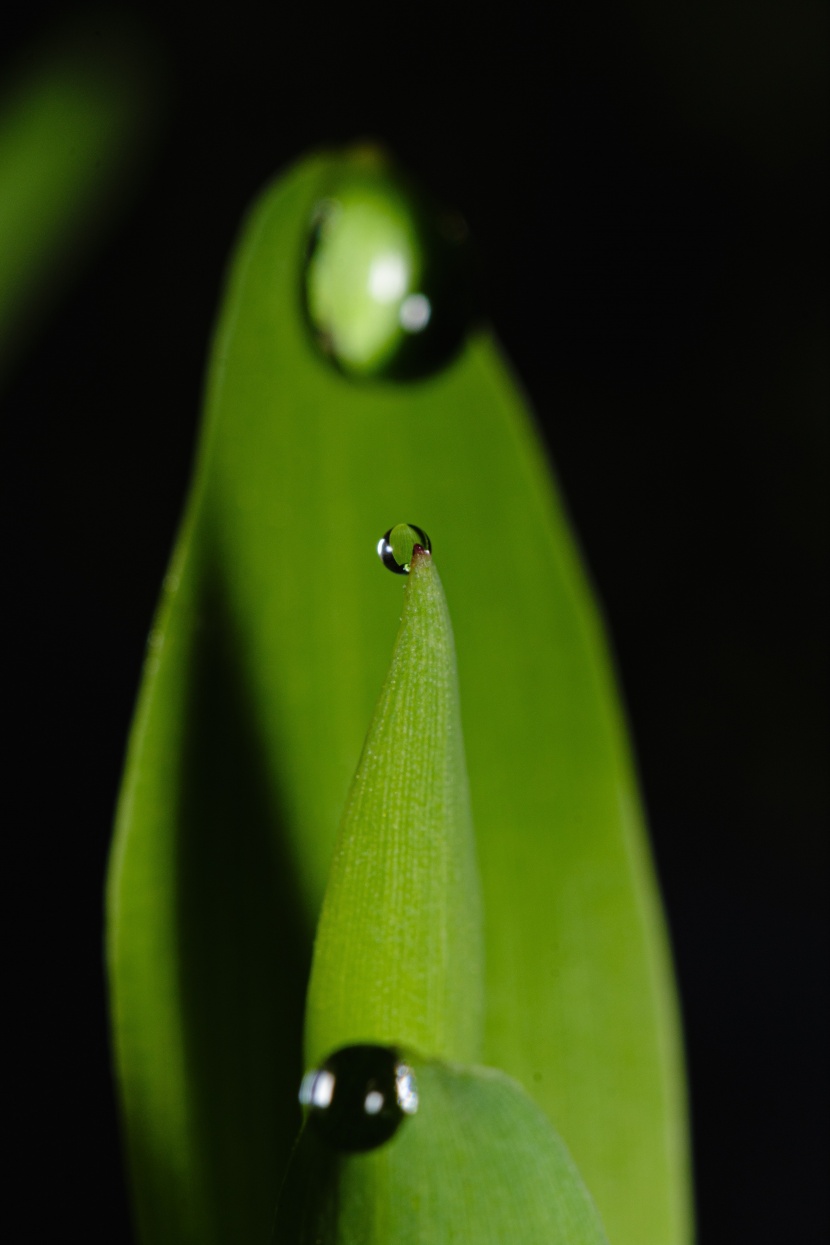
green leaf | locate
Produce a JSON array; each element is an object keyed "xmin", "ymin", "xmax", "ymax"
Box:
[
  {"xmin": 276, "ymin": 1058, "xmax": 610, "ymax": 1245},
  {"xmin": 107, "ymin": 147, "xmax": 692, "ymax": 1245},
  {"xmin": 297, "ymin": 559, "xmax": 598, "ymax": 1240},
  {"xmin": 305, "ymin": 543, "xmax": 484, "ymax": 1068},
  {"xmin": 0, "ymin": 13, "xmax": 159, "ymax": 379}
]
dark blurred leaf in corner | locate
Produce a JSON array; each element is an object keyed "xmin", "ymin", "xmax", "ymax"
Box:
[{"xmin": 0, "ymin": 7, "xmax": 165, "ymax": 382}]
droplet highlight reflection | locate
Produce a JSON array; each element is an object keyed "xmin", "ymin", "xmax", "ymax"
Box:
[
  {"xmin": 377, "ymin": 523, "xmax": 431, "ymax": 574},
  {"xmin": 304, "ymin": 153, "xmax": 476, "ymax": 380},
  {"xmin": 299, "ymin": 1045, "xmax": 418, "ymax": 1152}
]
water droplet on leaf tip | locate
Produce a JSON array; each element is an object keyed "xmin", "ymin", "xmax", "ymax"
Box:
[
  {"xmin": 377, "ymin": 523, "xmax": 431, "ymax": 574},
  {"xmin": 303, "ymin": 161, "xmax": 477, "ymax": 381},
  {"xmin": 299, "ymin": 1045, "xmax": 418, "ymax": 1153}
]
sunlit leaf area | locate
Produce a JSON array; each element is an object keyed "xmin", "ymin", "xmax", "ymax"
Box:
[{"xmin": 4, "ymin": 2, "xmax": 826, "ymax": 1243}]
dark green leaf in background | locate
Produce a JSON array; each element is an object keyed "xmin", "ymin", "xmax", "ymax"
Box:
[{"xmin": 0, "ymin": 12, "xmax": 160, "ymax": 380}]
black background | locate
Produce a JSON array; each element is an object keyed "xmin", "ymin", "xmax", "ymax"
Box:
[{"xmin": 3, "ymin": 1, "xmax": 827, "ymax": 1241}]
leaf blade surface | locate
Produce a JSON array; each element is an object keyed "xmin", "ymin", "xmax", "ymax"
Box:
[
  {"xmin": 108, "ymin": 148, "xmax": 692, "ymax": 1245},
  {"xmin": 305, "ymin": 546, "xmax": 484, "ymax": 1068},
  {"xmin": 277, "ymin": 1059, "xmax": 611, "ymax": 1245}
]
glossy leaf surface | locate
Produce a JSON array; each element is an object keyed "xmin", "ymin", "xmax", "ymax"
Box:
[{"xmin": 107, "ymin": 148, "xmax": 691, "ymax": 1245}]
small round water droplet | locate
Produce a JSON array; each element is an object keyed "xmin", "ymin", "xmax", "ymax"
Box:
[
  {"xmin": 377, "ymin": 523, "xmax": 431, "ymax": 574},
  {"xmin": 299, "ymin": 1045, "xmax": 418, "ymax": 1153},
  {"xmin": 304, "ymin": 153, "xmax": 476, "ymax": 380}
]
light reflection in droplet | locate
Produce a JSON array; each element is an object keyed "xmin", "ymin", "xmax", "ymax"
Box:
[
  {"xmin": 299, "ymin": 1068, "xmax": 336, "ymax": 1110},
  {"xmin": 395, "ymin": 1063, "xmax": 419, "ymax": 1115},
  {"xmin": 399, "ymin": 292, "xmax": 431, "ymax": 332},
  {"xmin": 368, "ymin": 253, "xmax": 409, "ymax": 303},
  {"xmin": 364, "ymin": 1090, "xmax": 385, "ymax": 1115}
]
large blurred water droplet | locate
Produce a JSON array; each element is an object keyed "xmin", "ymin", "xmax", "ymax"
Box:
[
  {"xmin": 299, "ymin": 1045, "xmax": 418, "ymax": 1152},
  {"xmin": 304, "ymin": 153, "xmax": 475, "ymax": 380},
  {"xmin": 377, "ymin": 523, "xmax": 431, "ymax": 574}
]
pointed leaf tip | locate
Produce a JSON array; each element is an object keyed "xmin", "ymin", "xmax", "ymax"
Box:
[{"xmin": 304, "ymin": 542, "xmax": 483, "ymax": 1068}]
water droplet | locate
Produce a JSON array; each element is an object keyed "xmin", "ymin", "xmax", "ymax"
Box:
[
  {"xmin": 299, "ymin": 1045, "xmax": 418, "ymax": 1152},
  {"xmin": 304, "ymin": 153, "xmax": 476, "ymax": 380},
  {"xmin": 377, "ymin": 523, "xmax": 431, "ymax": 574}
]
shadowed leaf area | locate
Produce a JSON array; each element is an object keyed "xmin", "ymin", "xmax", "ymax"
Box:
[{"xmin": 108, "ymin": 542, "xmax": 309, "ymax": 1243}]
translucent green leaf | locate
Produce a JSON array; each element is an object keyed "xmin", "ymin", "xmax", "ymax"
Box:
[
  {"xmin": 276, "ymin": 1059, "xmax": 610, "ymax": 1245},
  {"xmin": 107, "ymin": 147, "xmax": 692, "ymax": 1245},
  {"xmin": 297, "ymin": 546, "xmax": 600, "ymax": 1241},
  {"xmin": 305, "ymin": 544, "xmax": 484, "ymax": 1068}
]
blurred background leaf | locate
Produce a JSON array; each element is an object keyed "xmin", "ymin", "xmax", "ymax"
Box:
[
  {"xmin": 3, "ymin": 1, "xmax": 826, "ymax": 1242},
  {"xmin": 0, "ymin": 8, "xmax": 162, "ymax": 381}
]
